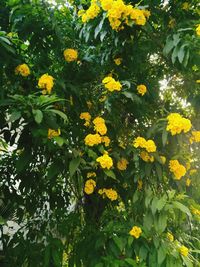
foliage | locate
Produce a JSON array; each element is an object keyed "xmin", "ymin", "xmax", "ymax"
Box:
[{"xmin": 0, "ymin": 0, "xmax": 200, "ymax": 266}]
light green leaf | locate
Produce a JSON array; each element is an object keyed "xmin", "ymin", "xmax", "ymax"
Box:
[{"xmin": 69, "ymin": 157, "xmax": 81, "ymax": 177}]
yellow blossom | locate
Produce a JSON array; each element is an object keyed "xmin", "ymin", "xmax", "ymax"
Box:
[
  {"xmin": 80, "ymin": 112, "xmax": 91, "ymax": 127},
  {"xmin": 101, "ymin": 136, "xmax": 111, "ymax": 147},
  {"xmin": 15, "ymin": 63, "xmax": 30, "ymax": 77},
  {"xmin": 189, "ymin": 169, "xmax": 197, "ymax": 175},
  {"xmin": 129, "ymin": 226, "xmax": 142, "ymax": 238},
  {"xmin": 160, "ymin": 156, "xmax": 166, "ymax": 164},
  {"xmin": 182, "ymin": 2, "xmax": 189, "ymax": 10},
  {"xmin": 102, "ymin": 76, "xmax": 122, "ymax": 92},
  {"xmin": 38, "ymin": 74, "xmax": 54, "ymax": 94},
  {"xmin": 48, "ymin": 128, "xmax": 61, "ymax": 139},
  {"xmin": 104, "ymin": 188, "xmax": 118, "ymax": 200},
  {"xmin": 179, "ymin": 245, "xmax": 189, "ymax": 257},
  {"xmin": 100, "ymin": 0, "xmax": 114, "ymax": 11},
  {"xmin": 87, "ymin": 172, "xmax": 96, "ymax": 178},
  {"xmin": 145, "ymin": 140, "xmax": 157, "ymax": 153},
  {"xmin": 140, "ymin": 151, "xmax": 154, "ymax": 163},
  {"xmin": 114, "ymin": 57, "xmax": 122, "ymax": 65},
  {"xmin": 186, "ymin": 178, "xmax": 191, "ymax": 187},
  {"xmin": 133, "ymin": 137, "xmax": 147, "ymax": 148},
  {"xmin": 84, "ymin": 179, "xmax": 96, "ymax": 194},
  {"xmin": 190, "ymin": 131, "xmax": 200, "ymax": 143},
  {"xmin": 167, "ymin": 232, "xmax": 174, "ymax": 242},
  {"xmin": 137, "ymin": 84, "xmax": 147, "ymax": 96},
  {"xmin": 84, "ymin": 133, "xmax": 102, "ymax": 146},
  {"xmin": 96, "ymin": 152, "xmax": 113, "ymax": 169},
  {"xmin": 196, "ymin": 25, "xmax": 200, "ymax": 36},
  {"xmin": 117, "ymin": 158, "xmax": 128, "ymax": 170},
  {"xmin": 169, "ymin": 160, "xmax": 186, "ymax": 180},
  {"xmin": 191, "ymin": 206, "xmax": 200, "ymax": 216},
  {"xmin": 64, "ymin": 48, "xmax": 78, "ymax": 62},
  {"xmin": 166, "ymin": 113, "xmax": 192, "ymax": 135},
  {"xmin": 196, "ymin": 80, "xmax": 200, "ymax": 83},
  {"xmin": 93, "ymin": 117, "xmax": 107, "ymax": 135}
]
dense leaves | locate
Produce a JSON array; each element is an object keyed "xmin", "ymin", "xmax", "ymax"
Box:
[{"xmin": 0, "ymin": 0, "xmax": 200, "ymax": 266}]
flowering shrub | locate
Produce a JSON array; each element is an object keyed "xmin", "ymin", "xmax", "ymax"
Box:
[{"xmin": 0, "ymin": 0, "xmax": 200, "ymax": 267}]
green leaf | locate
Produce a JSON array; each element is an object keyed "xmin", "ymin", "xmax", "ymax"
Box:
[
  {"xmin": 69, "ymin": 157, "xmax": 81, "ymax": 177},
  {"xmin": 178, "ymin": 45, "xmax": 186, "ymax": 64},
  {"xmin": 9, "ymin": 111, "xmax": 21, "ymax": 122},
  {"xmin": 163, "ymin": 39, "xmax": 174, "ymax": 55},
  {"xmin": 171, "ymin": 46, "xmax": 179, "ymax": 64},
  {"xmin": 54, "ymin": 136, "xmax": 64, "ymax": 147},
  {"xmin": 125, "ymin": 258, "xmax": 136, "ymax": 266},
  {"xmin": 33, "ymin": 109, "xmax": 43, "ymax": 124},
  {"xmin": 162, "ymin": 128, "xmax": 168, "ymax": 146},
  {"xmin": 158, "ymin": 244, "xmax": 167, "ymax": 265},
  {"xmin": 113, "ymin": 236, "xmax": 124, "ymax": 252},
  {"xmin": 104, "ymin": 169, "xmax": 116, "ymax": 180},
  {"xmin": 47, "ymin": 109, "xmax": 68, "ymax": 122},
  {"xmin": 173, "ymin": 201, "xmax": 191, "ymax": 217},
  {"xmin": 182, "ymin": 256, "xmax": 193, "ymax": 267}
]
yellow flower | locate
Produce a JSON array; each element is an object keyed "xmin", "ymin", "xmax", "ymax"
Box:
[
  {"xmin": 182, "ymin": 2, "xmax": 189, "ymax": 10},
  {"xmin": 196, "ymin": 24, "xmax": 200, "ymax": 36},
  {"xmin": 191, "ymin": 206, "xmax": 200, "ymax": 216},
  {"xmin": 186, "ymin": 178, "xmax": 191, "ymax": 187},
  {"xmin": 166, "ymin": 113, "xmax": 192, "ymax": 135},
  {"xmin": 169, "ymin": 160, "xmax": 186, "ymax": 180},
  {"xmin": 48, "ymin": 128, "xmax": 61, "ymax": 139},
  {"xmin": 96, "ymin": 152, "xmax": 113, "ymax": 169},
  {"xmin": 114, "ymin": 57, "xmax": 122, "ymax": 65},
  {"xmin": 140, "ymin": 151, "xmax": 154, "ymax": 163},
  {"xmin": 190, "ymin": 131, "xmax": 200, "ymax": 143},
  {"xmin": 104, "ymin": 188, "xmax": 118, "ymax": 201},
  {"xmin": 93, "ymin": 117, "xmax": 107, "ymax": 135},
  {"xmin": 100, "ymin": 0, "xmax": 114, "ymax": 11},
  {"xmin": 117, "ymin": 158, "xmax": 128, "ymax": 170},
  {"xmin": 179, "ymin": 245, "xmax": 189, "ymax": 257},
  {"xmin": 196, "ymin": 80, "xmax": 200, "ymax": 83},
  {"xmin": 102, "ymin": 76, "xmax": 122, "ymax": 92},
  {"xmin": 15, "ymin": 64, "xmax": 30, "ymax": 77},
  {"xmin": 137, "ymin": 84, "xmax": 147, "ymax": 96},
  {"xmin": 142, "ymin": 10, "xmax": 151, "ymax": 19},
  {"xmin": 84, "ymin": 179, "xmax": 96, "ymax": 195},
  {"xmin": 137, "ymin": 179, "xmax": 143, "ymax": 190},
  {"xmin": 160, "ymin": 156, "xmax": 166, "ymax": 164},
  {"xmin": 167, "ymin": 232, "xmax": 174, "ymax": 242},
  {"xmin": 84, "ymin": 133, "xmax": 102, "ymax": 146},
  {"xmin": 129, "ymin": 226, "xmax": 142, "ymax": 238},
  {"xmin": 38, "ymin": 74, "xmax": 54, "ymax": 94},
  {"xmin": 145, "ymin": 140, "xmax": 157, "ymax": 153},
  {"xmin": 186, "ymin": 162, "xmax": 191, "ymax": 170},
  {"xmin": 101, "ymin": 136, "xmax": 111, "ymax": 147},
  {"xmin": 87, "ymin": 172, "xmax": 96, "ymax": 178},
  {"xmin": 80, "ymin": 112, "xmax": 91, "ymax": 126},
  {"xmin": 133, "ymin": 137, "xmax": 147, "ymax": 148},
  {"xmin": 64, "ymin": 48, "xmax": 78, "ymax": 62}
]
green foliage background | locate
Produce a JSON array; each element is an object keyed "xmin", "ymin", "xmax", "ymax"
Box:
[{"xmin": 0, "ymin": 0, "xmax": 200, "ymax": 266}]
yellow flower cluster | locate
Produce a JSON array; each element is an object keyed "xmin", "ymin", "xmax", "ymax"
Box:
[
  {"xmin": 196, "ymin": 24, "xmax": 200, "ymax": 36},
  {"xmin": 167, "ymin": 232, "xmax": 174, "ymax": 242},
  {"xmin": 15, "ymin": 63, "xmax": 30, "ymax": 77},
  {"xmin": 182, "ymin": 2, "xmax": 189, "ymax": 10},
  {"xmin": 169, "ymin": 160, "xmax": 186, "ymax": 180},
  {"xmin": 102, "ymin": 76, "xmax": 122, "ymax": 92},
  {"xmin": 140, "ymin": 151, "xmax": 154, "ymax": 163},
  {"xmin": 78, "ymin": 0, "xmax": 150, "ymax": 31},
  {"xmin": 190, "ymin": 131, "xmax": 200, "ymax": 143},
  {"xmin": 129, "ymin": 226, "xmax": 142, "ymax": 238},
  {"xmin": 87, "ymin": 172, "xmax": 96, "ymax": 178},
  {"xmin": 84, "ymin": 133, "xmax": 102, "ymax": 146},
  {"xmin": 96, "ymin": 152, "xmax": 113, "ymax": 169},
  {"xmin": 98, "ymin": 188, "xmax": 118, "ymax": 201},
  {"xmin": 78, "ymin": 0, "xmax": 101, "ymax": 23},
  {"xmin": 63, "ymin": 48, "xmax": 78, "ymax": 62},
  {"xmin": 117, "ymin": 158, "xmax": 128, "ymax": 170},
  {"xmin": 166, "ymin": 113, "xmax": 192, "ymax": 135},
  {"xmin": 101, "ymin": 136, "xmax": 111, "ymax": 147},
  {"xmin": 191, "ymin": 206, "xmax": 200, "ymax": 216},
  {"xmin": 80, "ymin": 112, "xmax": 91, "ymax": 127},
  {"xmin": 84, "ymin": 179, "xmax": 96, "ymax": 194},
  {"xmin": 179, "ymin": 245, "xmax": 189, "ymax": 257},
  {"xmin": 114, "ymin": 57, "xmax": 122, "ymax": 65},
  {"xmin": 133, "ymin": 137, "xmax": 157, "ymax": 153},
  {"xmin": 38, "ymin": 74, "xmax": 54, "ymax": 94},
  {"xmin": 137, "ymin": 84, "xmax": 147, "ymax": 96},
  {"xmin": 93, "ymin": 117, "xmax": 107, "ymax": 135},
  {"xmin": 48, "ymin": 128, "xmax": 61, "ymax": 139},
  {"xmin": 186, "ymin": 178, "xmax": 191, "ymax": 187}
]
